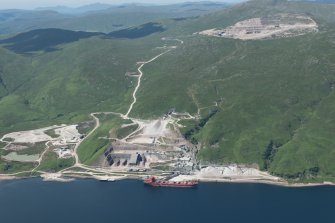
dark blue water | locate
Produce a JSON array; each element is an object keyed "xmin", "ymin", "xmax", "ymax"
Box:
[{"xmin": 0, "ymin": 179, "xmax": 334, "ymax": 223}]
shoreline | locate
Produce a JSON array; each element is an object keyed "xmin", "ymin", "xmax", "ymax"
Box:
[
  {"xmin": 191, "ymin": 177, "xmax": 335, "ymax": 188},
  {"xmin": 1, "ymin": 172, "xmax": 334, "ymax": 188},
  {"xmin": 0, "ymin": 164, "xmax": 333, "ymax": 188},
  {"xmin": 0, "ymin": 175, "xmax": 17, "ymax": 181}
]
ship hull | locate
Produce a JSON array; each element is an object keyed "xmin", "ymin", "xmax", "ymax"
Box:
[
  {"xmin": 144, "ymin": 179, "xmax": 198, "ymax": 188},
  {"xmin": 145, "ymin": 183, "xmax": 197, "ymax": 188}
]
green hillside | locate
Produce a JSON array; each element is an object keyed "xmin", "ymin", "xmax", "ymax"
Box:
[
  {"xmin": 130, "ymin": 0, "xmax": 335, "ymax": 181},
  {"xmin": 0, "ymin": 31, "xmax": 164, "ymax": 135},
  {"xmin": 1, "ymin": 0, "xmax": 335, "ymax": 182}
]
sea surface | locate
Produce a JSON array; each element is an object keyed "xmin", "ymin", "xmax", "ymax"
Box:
[{"xmin": 0, "ymin": 178, "xmax": 334, "ymax": 223}]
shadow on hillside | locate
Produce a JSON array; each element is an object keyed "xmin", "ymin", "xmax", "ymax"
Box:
[
  {"xmin": 0, "ymin": 23, "xmax": 166, "ymax": 54},
  {"xmin": 106, "ymin": 22, "xmax": 166, "ymax": 39},
  {"xmin": 0, "ymin": 28, "xmax": 102, "ymax": 54}
]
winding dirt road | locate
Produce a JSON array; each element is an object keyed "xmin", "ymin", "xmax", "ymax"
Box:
[
  {"xmin": 0, "ymin": 38, "xmax": 185, "ymax": 179},
  {"xmin": 124, "ymin": 49, "xmax": 172, "ymax": 118},
  {"xmin": 73, "ymin": 113, "xmax": 100, "ymax": 166}
]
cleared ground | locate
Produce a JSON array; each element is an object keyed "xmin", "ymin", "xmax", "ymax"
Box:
[
  {"xmin": 1, "ymin": 125, "xmax": 81, "ymax": 145},
  {"xmin": 198, "ymin": 13, "xmax": 318, "ymax": 40},
  {"xmin": 2, "ymin": 152, "xmax": 39, "ymax": 162}
]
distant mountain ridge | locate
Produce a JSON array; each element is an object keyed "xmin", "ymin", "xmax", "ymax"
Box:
[
  {"xmin": 0, "ymin": 2, "xmax": 229, "ymax": 34},
  {"xmin": 35, "ymin": 2, "xmax": 230, "ymax": 15},
  {"xmin": 304, "ymin": 0, "xmax": 335, "ymax": 3},
  {"xmin": 36, "ymin": 3, "xmax": 114, "ymax": 14}
]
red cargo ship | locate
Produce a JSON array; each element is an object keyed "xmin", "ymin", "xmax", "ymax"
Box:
[{"xmin": 144, "ymin": 177, "xmax": 198, "ymax": 188}]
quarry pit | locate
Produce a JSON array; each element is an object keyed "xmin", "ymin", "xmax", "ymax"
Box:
[{"xmin": 198, "ymin": 13, "xmax": 318, "ymax": 40}]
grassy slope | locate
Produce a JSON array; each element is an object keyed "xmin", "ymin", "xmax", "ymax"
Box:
[
  {"xmin": 0, "ymin": 35, "xmax": 163, "ymax": 136},
  {"xmin": 1, "ymin": 0, "xmax": 335, "ymax": 181},
  {"xmin": 77, "ymin": 114, "xmax": 130, "ymax": 165},
  {"xmin": 0, "ymin": 159, "xmax": 35, "ymax": 174},
  {"xmin": 115, "ymin": 124, "xmax": 139, "ymax": 139},
  {"xmin": 132, "ymin": 0, "xmax": 335, "ymax": 181},
  {"xmin": 37, "ymin": 151, "xmax": 75, "ymax": 172}
]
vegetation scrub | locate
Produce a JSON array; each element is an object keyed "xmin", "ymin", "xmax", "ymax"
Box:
[
  {"xmin": 124, "ymin": 49, "xmax": 172, "ymax": 118},
  {"xmin": 59, "ymin": 40, "xmax": 183, "ymax": 177}
]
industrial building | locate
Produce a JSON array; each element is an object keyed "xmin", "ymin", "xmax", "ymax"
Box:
[{"xmin": 128, "ymin": 153, "xmax": 142, "ymax": 166}]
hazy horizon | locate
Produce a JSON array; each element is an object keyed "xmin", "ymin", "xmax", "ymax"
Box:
[{"xmin": 0, "ymin": 0, "xmax": 244, "ymax": 10}]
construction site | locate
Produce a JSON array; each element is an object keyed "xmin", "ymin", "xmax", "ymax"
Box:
[
  {"xmin": 198, "ymin": 13, "xmax": 318, "ymax": 40},
  {"xmin": 97, "ymin": 112, "xmax": 198, "ymax": 175},
  {"xmin": 0, "ymin": 125, "xmax": 82, "ymax": 164}
]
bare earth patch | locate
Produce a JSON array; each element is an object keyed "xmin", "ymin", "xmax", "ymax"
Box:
[
  {"xmin": 170, "ymin": 165, "xmax": 283, "ymax": 184},
  {"xmin": 1, "ymin": 125, "xmax": 81, "ymax": 145},
  {"xmin": 125, "ymin": 118, "xmax": 176, "ymax": 145},
  {"xmin": 2, "ymin": 152, "xmax": 39, "ymax": 162},
  {"xmin": 198, "ymin": 13, "xmax": 318, "ymax": 40}
]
